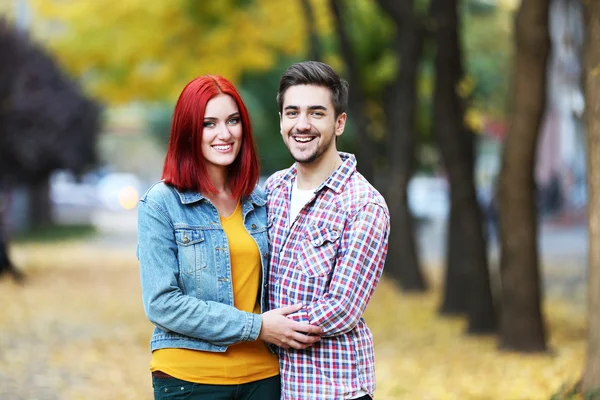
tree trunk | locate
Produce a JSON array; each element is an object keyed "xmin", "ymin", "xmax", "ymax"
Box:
[
  {"xmin": 300, "ymin": 0, "xmax": 323, "ymax": 62},
  {"xmin": 0, "ymin": 192, "xmax": 23, "ymax": 282},
  {"xmin": 376, "ymin": 0, "xmax": 426, "ymax": 291},
  {"xmin": 498, "ymin": 0, "xmax": 550, "ymax": 352},
  {"xmin": 431, "ymin": 0, "xmax": 496, "ymax": 333},
  {"xmin": 27, "ymin": 178, "xmax": 53, "ymax": 228},
  {"xmin": 330, "ymin": 0, "xmax": 375, "ymax": 183},
  {"xmin": 583, "ymin": 0, "xmax": 600, "ymax": 392}
]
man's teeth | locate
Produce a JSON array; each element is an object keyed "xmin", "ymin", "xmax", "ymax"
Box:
[{"xmin": 294, "ymin": 137, "xmax": 314, "ymax": 143}]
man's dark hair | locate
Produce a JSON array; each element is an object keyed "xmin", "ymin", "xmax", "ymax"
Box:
[{"xmin": 277, "ymin": 61, "xmax": 349, "ymax": 117}]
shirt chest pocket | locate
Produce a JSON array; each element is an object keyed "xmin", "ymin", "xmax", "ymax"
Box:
[
  {"xmin": 297, "ymin": 226, "xmax": 341, "ymax": 277},
  {"xmin": 175, "ymin": 228, "xmax": 206, "ymax": 275}
]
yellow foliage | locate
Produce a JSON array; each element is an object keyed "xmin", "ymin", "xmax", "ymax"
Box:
[
  {"xmin": 366, "ymin": 278, "xmax": 585, "ymax": 399},
  {"xmin": 0, "ymin": 239, "xmax": 586, "ymax": 399},
  {"xmin": 465, "ymin": 107, "xmax": 485, "ymax": 133},
  {"xmin": 29, "ymin": 0, "xmax": 307, "ymax": 104}
]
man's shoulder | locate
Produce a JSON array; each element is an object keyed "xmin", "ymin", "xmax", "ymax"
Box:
[
  {"xmin": 338, "ymin": 172, "xmax": 388, "ymax": 214},
  {"xmin": 264, "ymin": 168, "xmax": 292, "ymax": 193}
]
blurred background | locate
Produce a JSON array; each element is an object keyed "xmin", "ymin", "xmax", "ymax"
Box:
[{"xmin": 0, "ymin": 0, "xmax": 597, "ymax": 399}]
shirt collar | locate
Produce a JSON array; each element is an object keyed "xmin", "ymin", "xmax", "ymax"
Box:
[{"xmin": 274, "ymin": 152, "xmax": 357, "ymax": 195}]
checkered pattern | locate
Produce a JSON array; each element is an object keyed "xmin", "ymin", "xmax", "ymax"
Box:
[{"xmin": 265, "ymin": 153, "xmax": 390, "ymax": 400}]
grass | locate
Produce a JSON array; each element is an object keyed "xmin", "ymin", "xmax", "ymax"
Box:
[
  {"xmin": 12, "ymin": 224, "xmax": 97, "ymax": 244},
  {"xmin": 0, "ymin": 239, "xmax": 587, "ymax": 399}
]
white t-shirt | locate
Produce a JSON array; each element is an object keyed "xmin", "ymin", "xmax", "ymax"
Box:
[{"xmin": 289, "ymin": 179, "xmax": 315, "ymax": 226}]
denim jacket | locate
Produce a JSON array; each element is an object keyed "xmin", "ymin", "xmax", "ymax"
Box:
[{"xmin": 137, "ymin": 181, "xmax": 269, "ymax": 353}]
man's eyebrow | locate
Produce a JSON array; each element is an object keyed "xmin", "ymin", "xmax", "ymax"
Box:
[{"xmin": 283, "ymin": 105, "xmax": 328, "ymax": 111}]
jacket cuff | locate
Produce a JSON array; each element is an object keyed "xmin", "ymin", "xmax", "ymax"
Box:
[{"xmin": 243, "ymin": 312, "xmax": 263, "ymax": 342}]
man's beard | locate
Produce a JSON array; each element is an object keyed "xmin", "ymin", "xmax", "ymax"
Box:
[{"xmin": 288, "ymin": 128, "xmax": 336, "ymax": 164}]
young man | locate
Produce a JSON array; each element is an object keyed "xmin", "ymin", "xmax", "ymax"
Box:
[{"xmin": 264, "ymin": 61, "xmax": 390, "ymax": 399}]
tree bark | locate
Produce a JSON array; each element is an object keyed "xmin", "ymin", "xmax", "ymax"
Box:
[
  {"xmin": 375, "ymin": 0, "xmax": 426, "ymax": 291},
  {"xmin": 300, "ymin": 0, "xmax": 323, "ymax": 62},
  {"xmin": 27, "ymin": 178, "xmax": 53, "ymax": 228},
  {"xmin": 0, "ymin": 191, "xmax": 23, "ymax": 282},
  {"xmin": 330, "ymin": 0, "xmax": 375, "ymax": 183},
  {"xmin": 431, "ymin": 0, "xmax": 496, "ymax": 333},
  {"xmin": 583, "ymin": 0, "xmax": 600, "ymax": 392},
  {"xmin": 498, "ymin": 0, "xmax": 550, "ymax": 352}
]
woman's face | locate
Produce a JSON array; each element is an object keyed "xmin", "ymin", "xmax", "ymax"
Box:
[{"xmin": 201, "ymin": 94, "xmax": 243, "ymax": 170}]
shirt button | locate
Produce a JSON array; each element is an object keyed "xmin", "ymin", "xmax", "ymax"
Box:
[{"xmin": 252, "ymin": 223, "xmax": 257, "ymax": 229}]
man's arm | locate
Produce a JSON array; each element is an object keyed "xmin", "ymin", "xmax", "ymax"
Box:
[{"xmin": 287, "ymin": 202, "xmax": 390, "ymax": 336}]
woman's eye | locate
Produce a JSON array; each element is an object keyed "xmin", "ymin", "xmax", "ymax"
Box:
[
  {"xmin": 227, "ymin": 118, "xmax": 240, "ymax": 125},
  {"xmin": 203, "ymin": 121, "xmax": 215, "ymax": 128}
]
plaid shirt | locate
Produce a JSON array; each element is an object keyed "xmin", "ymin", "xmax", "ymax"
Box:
[{"xmin": 265, "ymin": 153, "xmax": 390, "ymax": 400}]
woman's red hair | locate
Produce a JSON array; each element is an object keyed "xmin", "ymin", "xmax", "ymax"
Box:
[{"xmin": 162, "ymin": 75, "xmax": 259, "ymax": 198}]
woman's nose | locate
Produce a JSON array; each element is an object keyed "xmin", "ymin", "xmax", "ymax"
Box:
[{"xmin": 216, "ymin": 122, "xmax": 233, "ymax": 139}]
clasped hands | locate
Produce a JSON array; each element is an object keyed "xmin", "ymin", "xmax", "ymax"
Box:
[{"xmin": 259, "ymin": 303, "xmax": 322, "ymax": 349}]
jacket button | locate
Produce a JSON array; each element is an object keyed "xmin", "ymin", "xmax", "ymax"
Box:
[{"xmin": 252, "ymin": 224, "xmax": 257, "ymax": 229}]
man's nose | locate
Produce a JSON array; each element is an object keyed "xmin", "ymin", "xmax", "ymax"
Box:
[{"xmin": 296, "ymin": 114, "xmax": 311, "ymax": 132}]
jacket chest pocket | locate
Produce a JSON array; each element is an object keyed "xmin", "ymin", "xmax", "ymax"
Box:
[
  {"xmin": 297, "ymin": 225, "xmax": 341, "ymax": 277},
  {"xmin": 175, "ymin": 228, "xmax": 206, "ymax": 275}
]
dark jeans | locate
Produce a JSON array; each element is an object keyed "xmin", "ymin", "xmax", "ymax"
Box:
[{"xmin": 152, "ymin": 374, "xmax": 280, "ymax": 400}]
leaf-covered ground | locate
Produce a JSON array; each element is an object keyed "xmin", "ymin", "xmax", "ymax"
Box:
[{"xmin": 0, "ymin": 240, "xmax": 585, "ymax": 399}]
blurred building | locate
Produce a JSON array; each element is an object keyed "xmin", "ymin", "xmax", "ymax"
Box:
[
  {"xmin": 537, "ymin": 0, "xmax": 585, "ymax": 214},
  {"xmin": 476, "ymin": 0, "xmax": 585, "ymax": 220}
]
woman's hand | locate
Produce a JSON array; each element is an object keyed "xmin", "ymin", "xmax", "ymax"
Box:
[{"xmin": 259, "ymin": 304, "xmax": 322, "ymax": 349}]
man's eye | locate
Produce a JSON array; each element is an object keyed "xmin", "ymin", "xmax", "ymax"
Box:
[
  {"xmin": 312, "ymin": 112, "xmax": 325, "ymax": 117},
  {"xmin": 286, "ymin": 111, "xmax": 298, "ymax": 117},
  {"xmin": 203, "ymin": 121, "xmax": 215, "ymax": 128}
]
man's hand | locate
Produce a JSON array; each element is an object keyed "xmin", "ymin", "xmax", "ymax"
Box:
[{"xmin": 259, "ymin": 303, "xmax": 322, "ymax": 349}]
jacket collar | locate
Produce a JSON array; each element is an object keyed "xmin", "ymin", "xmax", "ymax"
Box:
[{"xmin": 174, "ymin": 186, "xmax": 266, "ymax": 206}]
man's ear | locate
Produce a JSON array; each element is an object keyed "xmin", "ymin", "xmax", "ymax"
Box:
[{"xmin": 335, "ymin": 113, "xmax": 347, "ymax": 137}]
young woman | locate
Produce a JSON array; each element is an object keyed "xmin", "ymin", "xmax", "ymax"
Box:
[{"xmin": 137, "ymin": 75, "xmax": 320, "ymax": 400}]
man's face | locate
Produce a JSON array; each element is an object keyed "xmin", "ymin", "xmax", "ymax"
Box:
[{"xmin": 280, "ymin": 84, "xmax": 346, "ymax": 165}]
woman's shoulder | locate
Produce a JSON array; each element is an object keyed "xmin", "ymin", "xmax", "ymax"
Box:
[{"xmin": 140, "ymin": 180, "xmax": 178, "ymax": 205}]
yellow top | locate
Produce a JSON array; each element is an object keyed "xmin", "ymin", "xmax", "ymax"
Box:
[{"xmin": 150, "ymin": 201, "xmax": 279, "ymax": 384}]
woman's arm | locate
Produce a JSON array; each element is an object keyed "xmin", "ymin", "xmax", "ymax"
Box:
[{"xmin": 137, "ymin": 198, "xmax": 261, "ymax": 346}]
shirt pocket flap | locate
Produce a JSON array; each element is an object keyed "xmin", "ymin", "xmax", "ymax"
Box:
[
  {"xmin": 304, "ymin": 225, "xmax": 341, "ymax": 247},
  {"xmin": 175, "ymin": 229, "xmax": 205, "ymax": 246}
]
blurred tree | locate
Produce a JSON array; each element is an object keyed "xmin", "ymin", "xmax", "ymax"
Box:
[
  {"xmin": 497, "ymin": 0, "xmax": 550, "ymax": 352},
  {"xmin": 462, "ymin": 1, "xmax": 512, "ymax": 121},
  {"xmin": 301, "ymin": 0, "xmax": 323, "ymax": 62},
  {"xmin": 374, "ymin": 0, "xmax": 427, "ymax": 291},
  {"xmin": 583, "ymin": 0, "xmax": 600, "ymax": 392},
  {"xmin": 431, "ymin": 0, "xmax": 496, "ymax": 333},
  {"xmin": 330, "ymin": 0, "xmax": 375, "ymax": 183},
  {"xmin": 0, "ymin": 19, "xmax": 101, "ymax": 228},
  {"xmin": 31, "ymin": 0, "xmax": 306, "ymax": 104}
]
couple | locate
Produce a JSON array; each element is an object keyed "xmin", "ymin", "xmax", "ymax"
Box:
[{"xmin": 137, "ymin": 61, "xmax": 390, "ymax": 400}]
